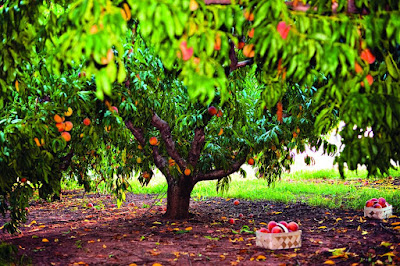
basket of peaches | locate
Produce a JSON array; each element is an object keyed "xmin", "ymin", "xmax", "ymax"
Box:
[
  {"xmin": 364, "ymin": 197, "xmax": 392, "ymax": 219},
  {"xmin": 256, "ymin": 221, "xmax": 301, "ymax": 250}
]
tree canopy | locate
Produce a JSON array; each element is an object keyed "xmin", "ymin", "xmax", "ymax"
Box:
[{"xmin": 0, "ymin": 0, "xmax": 399, "ymax": 232}]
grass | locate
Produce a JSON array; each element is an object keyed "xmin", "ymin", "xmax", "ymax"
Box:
[{"xmin": 62, "ymin": 167, "xmax": 400, "ymax": 212}]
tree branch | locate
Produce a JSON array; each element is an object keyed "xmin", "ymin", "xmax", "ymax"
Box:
[
  {"xmin": 151, "ymin": 112, "xmax": 187, "ymax": 170},
  {"xmin": 229, "ymin": 42, "xmax": 254, "ymax": 73},
  {"xmin": 194, "ymin": 155, "xmax": 247, "ymax": 183},
  {"xmin": 188, "ymin": 127, "xmax": 205, "ymax": 167},
  {"xmin": 59, "ymin": 149, "xmax": 74, "ymax": 171},
  {"xmin": 125, "ymin": 120, "xmax": 145, "ymax": 146}
]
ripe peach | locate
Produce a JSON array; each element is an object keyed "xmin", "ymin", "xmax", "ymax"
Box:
[
  {"xmin": 373, "ymin": 203, "xmax": 382, "ymax": 208},
  {"xmin": 233, "ymin": 200, "xmax": 240, "ymax": 206},
  {"xmin": 111, "ymin": 106, "xmax": 118, "ymax": 113},
  {"xmin": 371, "ymin": 198, "xmax": 378, "ymax": 202},
  {"xmin": 277, "ymin": 21, "xmax": 291, "ymax": 40},
  {"xmin": 184, "ymin": 168, "xmax": 191, "ymax": 176},
  {"xmin": 238, "ymin": 213, "xmax": 244, "ymax": 219},
  {"xmin": 248, "ymin": 158, "xmax": 255, "ymax": 165},
  {"xmin": 365, "ymin": 200, "xmax": 374, "ymax": 207},
  {"xmin": 143, "ymin": 172, "xmax": 150, "ymax": 179},
  {"xmin": 34, "ymin": 137, "xmax": 41, "ymax": 147},
  {"xmin": 54, "ymin": 114, "xmax": 63, "ymax": 123},
  {"xmin": 360, "ymin": 48, "xmax": 376, "ymax": 64},
  {"xmin": 244, "ymin": 10, "xmax": 254, "ymax": 21},
  {"xmin": 149, "ymin": 137, "xmax": 158, "ymax": 146},
  {"xmin": 259, "ymin": 227, "xmax": 269, "ymax": 233},
  {"xmin": 242, "ymin": 44, "xmax": 255, "ymax": 58},
  {"xmin": 279, "ymin": 221, "xmax": 288, "ymax": 228},
  {"xmin": 87, "ymin": 203, "xmax": 94, "ymax": 208},
  {"xmin": 228, "ymin": 218, "xmax": 235, "ymax": 225},
  {"xmin": 378, "ymin": 197, "xmax": 386, "ymax": 206},
  {"xmin": 179, "ymin": 41, "xmax": 193, "ymax": 61},
  {"xmin": 83, "ymin": 118, "xmax": 91, "ymax": 126},
  {"xmin": 64, "ymin": 121, "xmax": 73, "ymax": 131},
  {"xmin": 61, "ymin": 132, "xmax": 71, "ymax": 142},
  {"xmin": 287, "ymin": 222, "xmax": 299, "ymax": 232},
  {"xmin": 268, "ymin": 221, "xmax": 277, "ymax": 231},
  {"xmin": 208, "ymin": 106, "xmax": 217, "ymax": 116},
  {"xmin": 136, "ymin": 157, "xmax": 142, "ymax": 164},
  {"xmin": 21, "ymin": 178, "xmax": 27, "ymax": 183},
  {"xmin": 271, "ymin": 226, "xmax": 283, "ymax": 233},
  {"xmin": 56, "ymin": 123, "xmax": 65, "ymax": 132}
]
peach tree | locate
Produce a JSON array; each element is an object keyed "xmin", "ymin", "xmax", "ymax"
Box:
[{"xmin": 1, "ymin": 0, "xmax": 400, "ymax": 232}]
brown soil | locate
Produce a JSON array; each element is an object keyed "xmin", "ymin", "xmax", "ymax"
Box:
[{"xmin": 1, "ymin": 190, "xmax": 400, "ymax": 265}]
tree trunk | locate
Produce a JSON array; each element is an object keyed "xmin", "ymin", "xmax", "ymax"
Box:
[{"xmin": 164, "ymin": 177, "xmax": 194, "ymax": 219}]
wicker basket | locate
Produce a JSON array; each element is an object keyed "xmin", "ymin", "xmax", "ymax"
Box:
[
  {"xmin": 364, "ymin": 204, "xmax": 392, "ymax": 219},
  {"xmin": 256, "ymin": 223, "xmax": 302, "ymax": 250}
]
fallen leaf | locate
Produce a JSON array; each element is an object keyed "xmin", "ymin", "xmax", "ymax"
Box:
[
  {"xmin": 185, "ymin": 227, "xmax": 192, "ymax": 231},
  {"xmin": 103, "ymin": 244, "xmax": 107, "ymax": 248},
  {"xmin": 380, "ymin": 241, "xmax": 392, "ymax": 247},
  {"xmin": 42, "ymin": 238, "xmax": 49, "ymax": 243},
  {"xmin": 323, "ymin": 260, "xmax": 336, "ymax": 265},
  {"xmin": 362, "ymin": 231, "xmax": 369, "ymax": 235},
  {"xmin": 318, "ymin": 226, "xmax": 327, "ymax": 229},
  {"xmin": 393, "ymin": 226, "xmax": 400, "ymax": 230},
  {"xmin": 152, "ymin": 263, "xmax": 163, "ymax": 266},
  {"xmin": 391, "ymin": 222, "xmax": 400, "ymax": 226},
  {"xmin": 380, "ymin": 252, "xmax": 396, "ymax": 257},
  {"xmin": 129, "ymin": 264, "xmax": 137, "ymax": 266},
  {"xmin": 256, "ymin": 255, "xmax": 266, "ymax": 260}
]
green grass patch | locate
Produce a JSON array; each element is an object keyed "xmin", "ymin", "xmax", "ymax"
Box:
[{"xmin": 62, "ymin": 167, "xmax": 400, "ymax": 212}]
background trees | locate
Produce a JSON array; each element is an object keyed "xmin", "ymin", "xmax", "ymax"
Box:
[{"xmin": 0, "ymin": 0, "xmax": 399, "ymax": 232}]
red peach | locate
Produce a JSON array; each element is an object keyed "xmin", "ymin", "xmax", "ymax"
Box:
[
  {"xmin": 233, "ymin": 200, "xmax": 240, "ymax": 206},
  {"xmin": 365, "ymin": 200, "xmax": 374, "ymax": 207},
  {"xmin": 208, "ymin": 106, "xmax": 217, "ymax": 116},
  {"xmin": 268, "ymin": 221, "xmax": 277, "ymax": 231},
  {"xmin": 287, "ymin": 222, "xmax": 299, "ymax": 232},
  {"xmin": 279, "ymin": 221, "xmax": 288, "ymax": 228},
  {"xmin": 228, "ymin": 218, "xmax": 235, "ymax": 225},
  {"xmin": 378, "ymin": 197, "xmax": 386, "ymax": 206},
  {"xmin": 373, "ymin": 203, "xmax": 382, "ymax": 208},
  {"xmin": 259, "ymin": 227, "xmax": 270, "ymax": 233},
  {"xmin": 271, "ymin": 226, "xmax": 283, "ymax": 233}
]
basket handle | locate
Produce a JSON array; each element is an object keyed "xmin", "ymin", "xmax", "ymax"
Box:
[{"xmin": 276, "ymin": 223, "xmax": 289, "ymax": 233}]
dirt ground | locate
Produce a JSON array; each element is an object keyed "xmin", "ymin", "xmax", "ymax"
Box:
[{"xmin": 1, "ymin": 190, "xmax": 400, "ymax": 265}]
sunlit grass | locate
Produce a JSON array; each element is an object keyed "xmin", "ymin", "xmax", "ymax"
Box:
[{"xmin": 62, "ymin": 167, "xmax": 400, "ymax": 212}]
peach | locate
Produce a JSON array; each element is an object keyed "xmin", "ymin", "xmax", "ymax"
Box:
[
  {"xmin": 287, "ymin": 222, "xmax": 299, "ymax": 232},
  {"xmin": 228, "ymin": 218, "xmax": 235, "ymax": 225},
  {"xmin": 83, "ymin": 118, "xmax": 91, "ymax": 126},
  {"xmin": 184, "ymin": 168, "xmax": 191, "ymax": 176},
  {"xmin": 248, "ymin": 158, "xmax": 255, "ymax": 165},
  {"xmin": 149, "ymin": 137, "xmax": 158, "ymax": 145},
  {"xmin": 373, "ymin": 203, "xmax": 382, "ymax": 208},
  {"xmin": 208, "ymin": 106, "xmax": 217, "ymax": 116},
  {"xmin": 365, "ymin": 200, "xmax": 374, "ymax": 207},
  {"xmin": 259, "ymin": 227, "xmax": 269, "ymax": 233},
  {"xmin": 233, "ymin": 200, "xmax": 240, "ymax": 206},
  {"xmin": 271, "ymin": 226, "xmax": 283, "ymax": 233},
  {"xmin": 279, "ymin": 221, "xmax": 288, "ymax": 228},
  {"xmin": 61, "ymin": 132, "xmax": 71, "ymax": 142},
  {"xmin": 64, "ymin": 121, "xmax": 73, "ymax": 131},
  {"xmin": 268, "ymin": 221, "xmax": 277, "ymax": 231},
  {"xmin": 378, "ymin": 197, "xmax": 386, "ymax": 206}
]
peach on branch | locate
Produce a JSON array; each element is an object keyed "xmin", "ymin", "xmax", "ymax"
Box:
[
  {"xmin": 83, "ymin": 118, "xmax": 91, "ymax": 126},
  {"xmin": 208, "ymin": 106, "xmax": 217, "ymax": 116}
]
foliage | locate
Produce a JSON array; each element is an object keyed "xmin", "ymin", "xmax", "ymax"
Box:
[{"xmin": 0, "ymin": 0, "xmax": 399, "ymax": 232}]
